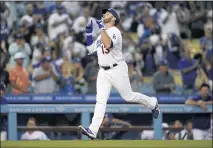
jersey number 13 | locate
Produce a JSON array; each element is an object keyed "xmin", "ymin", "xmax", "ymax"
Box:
[{"xmin": 101, "ymin": 44, "xmax": 110, "ymax": 54}]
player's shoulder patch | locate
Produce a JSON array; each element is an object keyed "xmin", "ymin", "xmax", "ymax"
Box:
[{"xmin": 113, "ymin": 34, "xmax": 116, "ymax": 40}]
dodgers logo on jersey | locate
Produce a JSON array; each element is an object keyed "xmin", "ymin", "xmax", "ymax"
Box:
[{"xmin": 113, "ymin": 34, "xmax": 116, "ymax": 40}]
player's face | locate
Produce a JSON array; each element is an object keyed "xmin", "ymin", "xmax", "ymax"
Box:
[{"xmin": 103, "ymin": 11, "xmax": 114, "ymax": 24}]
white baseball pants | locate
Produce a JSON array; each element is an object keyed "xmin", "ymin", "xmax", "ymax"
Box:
[{"xmin": 89, "ymin": 61, "xmax": 157, "ymax": 136}]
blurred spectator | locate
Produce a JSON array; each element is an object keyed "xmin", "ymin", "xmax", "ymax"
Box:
[
  {"xmin": 150, "ymin": 2, "xmax": 168, "ymax": 28},
  {"xmin": 58, "ymin": 61, "xmax": 75, "ymax": 95},
  {"xmin": 3, "ymin": 2, "xmax": 20, "ymax": 29},
  {"xmin": 72, "ymin": 6, "xmax": 100, "ymax": 42},
  {"xmin": 139, "ymin": 39, "xmax": 156, "ymax": 75},
  {"xmin": 176, "ymin": 120, "xmax": 194, "ymax": 140},
  {"xmin": 110, "ymin": 1, "xmax": 127, "ymax": 14},
  {"xmin": 175, "ymin": 2, "xmax": 192, "ymax": 38},
  {"xmin": 136, "ymin": 3, "xmax": 151, "ymax": 34},
  {"xmin": 71, "ymin": 58, "xmax": 85, "ymax": 93},
  {"xmin": 179, "ymin": 48, "xmax": 198, "ymax": 94},
  {"xmin": 205, "ymin": 54, "xmax": 213, "ymax": 91},
  {"xmin": 166, "ymin": 120, "xmax": 183, "ymax": 140},
  {"xmin": 185, "ymin": 84, "xmax": 213, "ymax": 140},
  {"xmin": 0, "ymin": 83, "xmax": 8, "ymax": 141},
  {"xmin": 51, "ymin": 58, "xmax": 64, "ymax": 77},
  {"xmin": 153, "ymin": 60, "xmax": 175, "ymax": 94},
  {"xmin": 166, "ymin": 33, "xmax": 184, "ymax": 60},
  {"xmin": 33, "ymin": 2, "xmax": 49, "ymax": 23},
  {"xmin": 20, "ymin": 4, "xmax": 33, "ymax": 28},
  {"xmin": 84, "ymin": 56, "xmax": 99, "ymax": 94},
  {"xmin": 11, "ymin": 2, "xmax": 26, "ymax": 22},
  {"xmin": 195, "ymin": 68, "xmax": 209, "ymax": 91},
  {"xmin": 193, "ymin": 52, "xmax": 206, "ymax": 72},
  {"xmin": 199, "ymin": 23, "xmax": 212, "ymax": 52},
  {"xmin": 0, "ymin": 66, "xmax": 9, "ymax": 92},
  {"xmin": 48, "ymin": 4, "xmax": 72, "ymax": 40},
  {"xmin": 8, "ymin": 33, "xmax": 31, "ymax": 68},
  {"xmin": 9, "ymin": 52, "xmax": 30, "ymax": 94},
  {"xmin": 62, "ymin": 36, "xmax": 87, "ymax": 62},
  {"xmin": 0, "ymin": 2, "xmax": 10, "ymax": 47},
  {"xmin": 21, "ymin": 117, "xmax": 49, "ymax": 140},
  {"xmin": 161, "ymin": 3, "xmax": 180, "ymax": 37},
  {"xmin": 19, "ymin": 4, "xmax": 36, "ymax": 44},
  {"xmin": 32, "ymin": 46, "xmax": 51, "ymax": 69},
  {"xmin": 61, "ymin": 1, "xmax": 81, "ymax": 19},
  {"xmin": 137, "ymin": 15, "xmax": 164, "ymax": 73},
  {"xmin": 101, "ymin": 113, "xmax": 131, "ymax": 139},
  {"xmin": 49, "ymin": 1, "xmax": 67, "ymax": 14},
  {"xmin": 33, "ymin": 57, "xmax": 58, "ymax": 94},
  {"xmin": 128, "ymin": 61, "xmax": 143, "ymax": 92},
  {"xmin": 173, "ymin": 120, "xmax": 184, "ymax": 128},
  {"xmin": 173, "ymin": 120, "xmax": 184, "ymax": 138},
  {"xmin": 189, "ymin": 2, "xmax": 206, "ymax": 38},
  {"xmin": 166, "ymin": 131, "xmax": 176, "ymax": 140},
  {"xmin": 0, "ymin": 41, "xmax": 10, "ymax": 88},
  {"xmin": 30, "ymin": 24, "xmax": 49, "ymax": 48},
  {"xmin": 122, "ymin": 34, "xmax": 136, "ymax": 62},
  {"xmin": 54, "ymin": 32, "xmax": 66, "ymax": 58}
]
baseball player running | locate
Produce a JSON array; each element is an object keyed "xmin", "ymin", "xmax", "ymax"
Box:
[{"xmin": 78, "ymin": 8, "xmax": 160, "ymax": 139}]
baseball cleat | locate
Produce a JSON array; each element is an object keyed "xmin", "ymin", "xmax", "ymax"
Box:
[
  {"xmin": 78, "ymin": 125, "xmax": 96, "ymax": 140},
  {"xmin": 152, "ymin": 98, "xmax": 160, "ymax": 119}
]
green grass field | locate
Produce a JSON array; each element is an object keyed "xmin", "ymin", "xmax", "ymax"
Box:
[{"xmin": 1, "ymin": 140, "xmax": 212, "ymax": 148}]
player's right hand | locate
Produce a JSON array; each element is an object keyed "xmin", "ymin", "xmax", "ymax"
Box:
[{"xmin": 86, "ymin": 20, "xmax": 93, "ymax": 34}]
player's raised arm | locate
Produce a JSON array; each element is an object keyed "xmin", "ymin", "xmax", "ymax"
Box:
[
  {"xmin": 96, "ymin": 20, "xmax": 112, "ymax": 49},
  {"xmin": 86, "ymin": 20, "xmax": 96, "ymax": 54}
]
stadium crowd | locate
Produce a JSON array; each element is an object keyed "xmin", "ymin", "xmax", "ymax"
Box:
[{"xmin": 0, "ymin": 1, "xmax": 212, "ymax": 141}]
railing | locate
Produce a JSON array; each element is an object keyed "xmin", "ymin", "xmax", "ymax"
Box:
[
  {"xmin": 4, "ymin": 94, "xmax": 187, "ymax": 104},
  {"xmin": 1, "ymin": 104, "xmax": 212, "ymax": 140}
]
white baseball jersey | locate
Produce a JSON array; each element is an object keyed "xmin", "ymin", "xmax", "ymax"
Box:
[
  {"xmin": 86, "ymin": 24, "xmax": 158, "ymax": 138},
  {"xmin": 21, "ymin": 131, "xmax": 49, "ymax": 140},
  {"xmin": 87, "ymin": 26, "xmax": 123, "ymax": 66}
]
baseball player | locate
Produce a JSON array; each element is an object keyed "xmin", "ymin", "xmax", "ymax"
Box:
[{"xmin": 78, "ymin": 8, "xmax": 160, "ymax": 139}]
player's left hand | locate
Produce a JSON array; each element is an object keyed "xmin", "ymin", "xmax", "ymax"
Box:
[
  {"xmin": 96, "ymin": 19, "xmax": 105, "ymax": 30},
  {"xmin": 86, "ymin": 20, "xmax": 93, "ymax": 34}
]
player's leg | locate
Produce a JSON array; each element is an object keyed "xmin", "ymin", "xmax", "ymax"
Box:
[
  {"xmin": 89, "ymin": 68, "xmax": 112, "ymax": 136},
  {"xmin": 79, "ymin": 68, "xmax": 112, "ymax": 139},
  {"xmin": 109, "ymin": 61, "xmax": 159, "ymax": 117}
]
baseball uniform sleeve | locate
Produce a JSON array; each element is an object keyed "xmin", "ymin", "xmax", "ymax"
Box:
[
  {"xmin": 107, "ymin": 27, "xmax": 121, "ymax": 48},
  {"xmin": 87, "ymin": 40, "xmax": 97, "ymax": 55}
]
